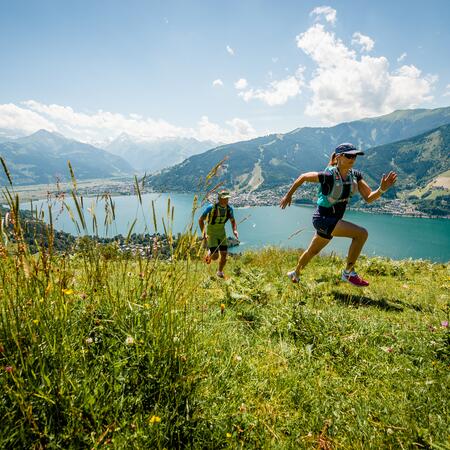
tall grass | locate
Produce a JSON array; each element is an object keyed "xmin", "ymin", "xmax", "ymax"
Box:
[{"xmin": 0, "ymin": 164, "xmax": 449, "ymax": 448}]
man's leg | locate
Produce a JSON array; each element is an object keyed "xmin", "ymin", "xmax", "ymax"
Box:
[{"xmin": 218, "ymin": 250, "xmax": 227, "ymax": 273}]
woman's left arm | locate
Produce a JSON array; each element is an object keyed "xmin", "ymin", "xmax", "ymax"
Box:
[{"xmin": 358, "ymin": 171, "xmax": 398, "ymax": 204}]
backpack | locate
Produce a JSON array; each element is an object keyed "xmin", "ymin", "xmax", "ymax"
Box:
[{"xmin": 208, "ymin": 203, "xmax": 232, "ymax": 225}]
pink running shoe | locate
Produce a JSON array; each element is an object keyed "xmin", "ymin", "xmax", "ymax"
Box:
[{"xmin": 341, "ymin": 270, "xmax": 369, "ymax": 287}]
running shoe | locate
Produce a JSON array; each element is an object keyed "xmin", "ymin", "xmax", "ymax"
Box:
[
  {"xmin": 341, "ymin": 270, "xmax": 369, "ymax": 287},
  {"xmin": 216, "ymin": 271, "xmax": 225, "ymax": 278},
  {"xmin": 287, "ymin": 270, "xmax": 300, "ymax": 284}
]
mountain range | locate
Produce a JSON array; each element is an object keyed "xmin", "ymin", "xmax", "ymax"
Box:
[
  {"xmin": 105, "ymin": 133, "xmax": 217, "ymax": 173},
  {"xmin": 0, "ymin": 130, "xmax": 133, "ymax": 185},
  {"xmin": 0, "ymin": 106, "xmax": 449, "ymax": 215},
  {"xmin": 147, "ymin": 107, "xmax": 450, "ymax": 193}
]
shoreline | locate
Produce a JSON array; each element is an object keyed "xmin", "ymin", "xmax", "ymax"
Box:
[{"xmin": 8, "ymin": 180, "xmax": 449, "ymax": 220}]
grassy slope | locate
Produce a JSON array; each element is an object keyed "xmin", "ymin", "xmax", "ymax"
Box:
[{"xmin": 0, "ymin": 244, "xmax": 448, "ymax": 449}]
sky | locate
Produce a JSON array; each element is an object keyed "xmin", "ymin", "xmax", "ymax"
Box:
[{"xmin": 0, "ymin": 0, "xmax": 449, "ymax": 145}]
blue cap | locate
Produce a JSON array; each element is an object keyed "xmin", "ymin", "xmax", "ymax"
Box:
[{"xmin": 335, "ymin": 143, "xmax": 364, "ymax": 155}]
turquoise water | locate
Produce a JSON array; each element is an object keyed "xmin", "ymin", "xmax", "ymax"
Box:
[{"xmin": 25, "ymin": 192, "xmax": 450, "ymax": 262}]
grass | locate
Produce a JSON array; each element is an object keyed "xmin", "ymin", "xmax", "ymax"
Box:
[{"xmin": 0, "ymin": 177, "xmax": 449, "ymax": 448}]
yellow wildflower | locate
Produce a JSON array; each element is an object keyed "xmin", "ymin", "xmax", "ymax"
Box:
[
  {"xmin": 62, "ymin": 288, "xmax": 74, "ymax": 295},
  {"xmin": 149, "ymin": 415, "xmax": 161, "ymax": 424},
  {"xmin": 226, "ymin": 433, "xmax": 232, "ymax": 438},
  {"xmin": 33, "ymin": 319, "xmax": 39, "ymax": 325}
]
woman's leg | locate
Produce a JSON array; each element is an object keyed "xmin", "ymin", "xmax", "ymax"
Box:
[
  {"xmin": 331, "ymin": 220, "xmax": 368, "ymax": 272},
  {"xmin": 294, "ymin": 233, "xmax": 331, "ymax": 275}
]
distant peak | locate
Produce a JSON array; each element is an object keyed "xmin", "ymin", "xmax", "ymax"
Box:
[
  {"xmin": 30, "ymin": 129, "xmax": 66, "ymax": 139},
  {"xmin": 32, "ymin": 129, "xmax": 54, "ymax": 137},
  {"xmin": 16, "ymin": 129, "xmax": 69, "ymax": 144}
]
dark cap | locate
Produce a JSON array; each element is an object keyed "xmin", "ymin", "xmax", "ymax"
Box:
[{"xmin": 335, "ymin": 143, "xmax": 365, "ymax": 156}]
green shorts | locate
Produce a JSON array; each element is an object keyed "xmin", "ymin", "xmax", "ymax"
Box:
[{"xmin": 207, "ymin": 234, "xmax": 228, "ymax": 252}]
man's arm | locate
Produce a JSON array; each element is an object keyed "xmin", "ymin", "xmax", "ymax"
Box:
[
  {"xmin": 198, "ymin": 216, "xmax": 207, "ymax": 239},
  {"xmin": 230, "ymin": 218, "xmax": 239, "ymax": 239}
]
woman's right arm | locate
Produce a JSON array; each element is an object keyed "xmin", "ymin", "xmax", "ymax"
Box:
[{"xmin": 279, "ymin": 172, "xmax": 319, "ymax": 209}]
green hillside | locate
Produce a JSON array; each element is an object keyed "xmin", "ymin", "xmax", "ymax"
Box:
[{"xmin": 0, "ymin": 196, "xmax": 448, "ymax": 448}]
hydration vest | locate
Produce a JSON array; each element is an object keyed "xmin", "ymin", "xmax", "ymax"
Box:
[
  {"xmin": 207, "ymin": 203, "xmax": 232, "ymax": 225},
  {"xmin": 317, "ymin": 166, "xmax": 359, "ymax": 207}
]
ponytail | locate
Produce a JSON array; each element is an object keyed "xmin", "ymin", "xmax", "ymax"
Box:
[{"xmin": 328, "ymin": 152, "xmax": 338, "ymax": 166}]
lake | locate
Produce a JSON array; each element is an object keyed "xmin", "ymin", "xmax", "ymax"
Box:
[{"xmin": 25, "ymin": 192, "xmax": 450, "ymax": 262}]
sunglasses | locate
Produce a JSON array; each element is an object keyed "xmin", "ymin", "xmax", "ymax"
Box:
[{"xmin": 343, "ymin": 153, "xmax": 357, "ymax": 160}]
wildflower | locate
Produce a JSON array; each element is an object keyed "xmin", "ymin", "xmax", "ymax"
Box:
[
  {"xmin": 149, "ymin": 415, "xmax": 161, "ymax": 424},
  {"xmin": 234, "ymin": 355, "xmax": 242, "ymax": 362},
  {"xmin": 220, "ymin": 303, "xmax": 225, "ymax": 314},
  {"xmin": 226, "ymin": 432, "xmax": 232, "ymax": 438},
  {"xmin": 33, "ymin": 319, "xmax": 39, "ymax": 325},
  {"xmin": 85, "ymin": 337, "xmax": 93, "ymax": 345},
  {"xmin": 62, "ymin": 288, "xmax": 74, "ymax": 295},
  {"xmin": 441, "ymin": 321, "xmax": 449, "ymax": 328},
  {"xmin": 126, "ymin": 336, "xmax": 135, "ymax": 345},
  {"xmin": 5, "ymin": 366, "xmax": 13, "ymax": 373}
]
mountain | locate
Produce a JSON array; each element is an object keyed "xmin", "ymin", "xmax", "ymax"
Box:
[
  {"xmin": 357, "ymin": 124, "xmax": 450, "ymax": 187},
  {"xmin": 356, "ymin": 123, "xmax": 450, "ymax": 216},
  {"xmin": 105, "ymin": 133, "xmax": 217, "ymax": 173},
  {"xmin": 148, "ymin": 106, "xmax": 450, "ymax": 192},
  {"xmin": 0, "ymin": 130, "xmax": 133, "ymax": 185}
]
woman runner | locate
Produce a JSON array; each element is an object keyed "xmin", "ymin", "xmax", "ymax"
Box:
[{"xmin": 279, "ymin": 143, "xmax": 397, "ymax": 287}]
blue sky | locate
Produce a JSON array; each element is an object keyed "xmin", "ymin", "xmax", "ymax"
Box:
[{"xmin": 0, "ymin": 0, "xmax": 449, "ymax": 144}]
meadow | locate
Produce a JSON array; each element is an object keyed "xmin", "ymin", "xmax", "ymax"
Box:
[{"xmin": 0, "ymin": 176, "xmax": 449, "ymax": 449}]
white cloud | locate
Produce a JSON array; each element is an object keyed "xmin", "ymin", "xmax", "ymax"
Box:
[
  {"xmin": 226, "ymin": 45, "xmax": 235, "ymax": 56},
  {"xmin": 234, "ymin": 78, "xmax": 248, "ymax": 90},
  {"xmin": 351, "ymin": 32, "xmax": 374, "ymax": 52},
  {"xmin": 0, "ymin": 103, "xmax": 56, "ymax": 135},
  {"xmin": 397, "ymin": 52, "xmax": 407, "ymax": 62},
  {"xmin": 239, "ymin": 71, "xmax": 304, "ymax": 106},
  {"xmin": 443, "ymin": 83, "xmax": 450, "ymax": 97},
  {"xmin": 310, "ymin": 6, "xmax": 337, "ymax": 25},
  {"xmin": 0, "ymin": 100, "xmax": 258, "ymax": 144},
  {"xmin": 226, "ymin": 118, "xmax": 256, "ymax": 138},
  {"xmin": 296, "ymin": 23, "xmax": 435, "ymax": 123},
  {"xmin": 197, "ymin": 116, "xmax": 256, "ymax": 142},
  {"xmin": 212, "ymin": 79, "xmax": 224, "ymax": 87}
]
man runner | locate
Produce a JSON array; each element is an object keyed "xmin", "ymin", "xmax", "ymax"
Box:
[{"xmin": 199, "ymin": 190, "xmax": 239, "ymax": 278}]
